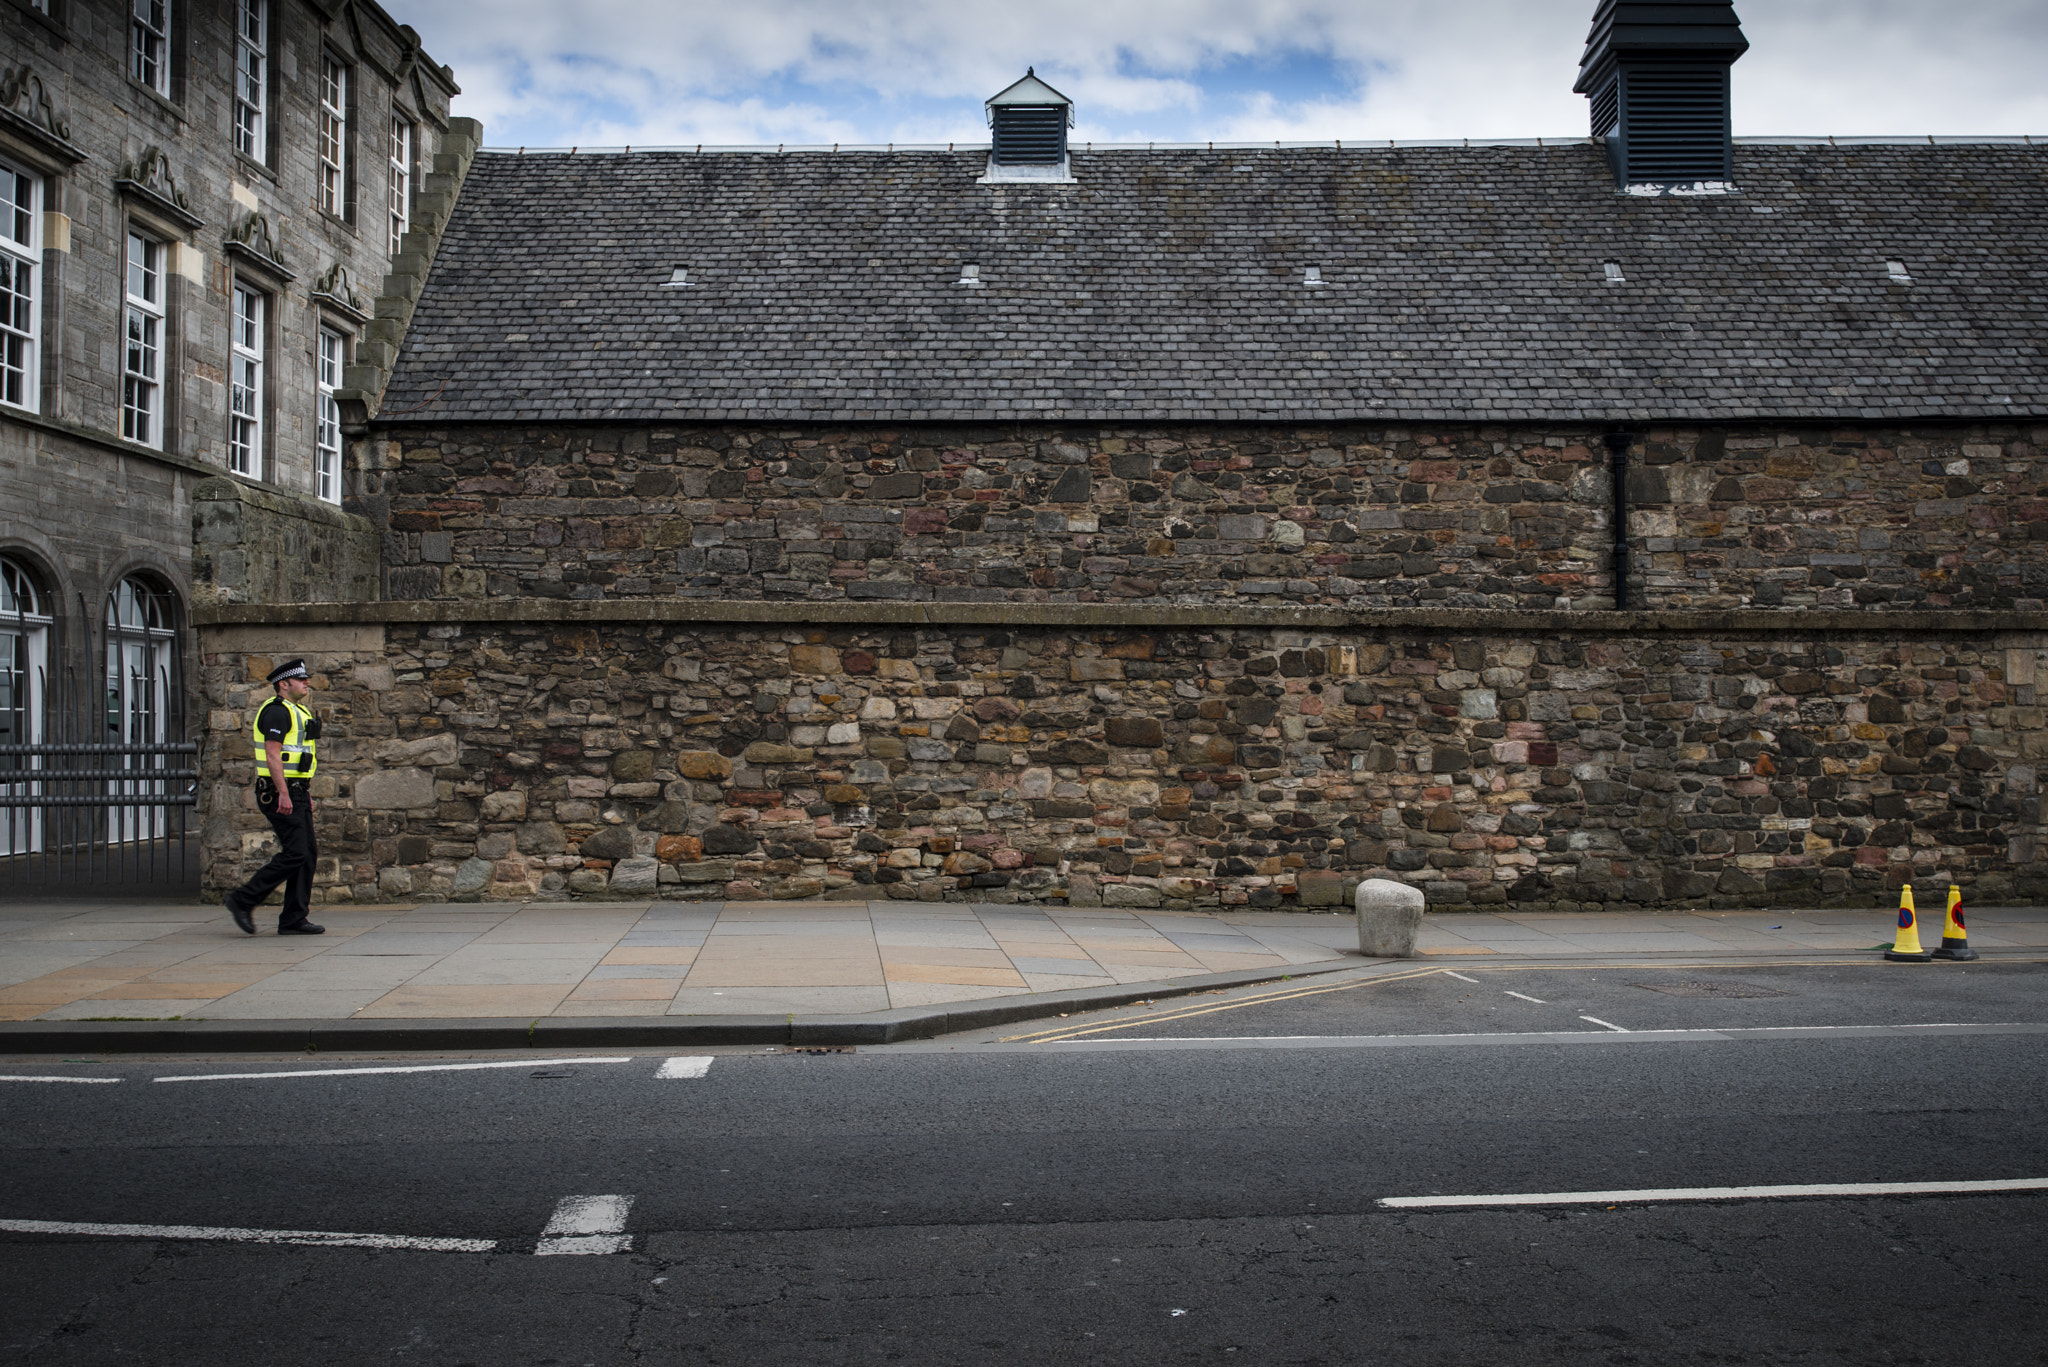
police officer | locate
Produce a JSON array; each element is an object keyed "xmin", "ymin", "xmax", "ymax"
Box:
[{"xmin": 224, "ymin": 659, "xmax": 325, "ymax": 935}]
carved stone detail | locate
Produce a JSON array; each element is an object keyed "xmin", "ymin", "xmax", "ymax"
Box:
[
  {"xmin": 227, "ymin": 211, "xmax": 284, "ymax": 265},
  {"xmin": 311, "ymin": 262, "xmax": 370, "ymax": 323},
  {"xmin": 117, "ymin": 145, "xmax": 199, "ymax": 222},
  {"xmin": 314, "ymin": 263, "xmax": 366, "ymax": 312},
  {"xmin": 0, "ymin": 65, "xmax": 71, "ymax": 144}
]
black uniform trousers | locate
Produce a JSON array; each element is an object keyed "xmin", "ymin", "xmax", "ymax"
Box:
[{"xmin": 227, "ymin": 779, "xmax": 317, "ymax": 928}]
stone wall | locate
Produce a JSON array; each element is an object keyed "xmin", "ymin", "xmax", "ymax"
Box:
[
  {"xmin": 194, "ymin": 603, "xmax": 2048, "ymax": 911},
  {"xmin": 192, "ymin": 477, "xmax": 379, "ymax": 608},
  {"xmin": 360, "ymin": 421, "xmax": 2048, "ymax": 611}
]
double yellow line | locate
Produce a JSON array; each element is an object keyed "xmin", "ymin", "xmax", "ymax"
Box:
[
  {"xmin": 1000, "ymin": 953, "xmax": 2044, "ymax": 1044},
  {"xmin": 1002, "ymin": 964, "xmax": 1447, "ymax": 1043}
]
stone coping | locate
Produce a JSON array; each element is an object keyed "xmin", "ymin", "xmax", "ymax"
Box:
[
  {"xmin": 191, "ymin": 598, "xmax": 2048, "ymax": 635},
  {"xmin": 191, "ymin": 476, "xmax": 374, "ymax": 533}
]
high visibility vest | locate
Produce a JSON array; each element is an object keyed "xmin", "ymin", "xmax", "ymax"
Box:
[{"xmin": 251, "ymin": 698, "xmax": 318, "ymax": 780}]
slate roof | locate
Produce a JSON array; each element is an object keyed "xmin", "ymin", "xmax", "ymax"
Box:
[{"xmin": 380, "ymin": 140, "xmax": 2048, "ymax": 425}]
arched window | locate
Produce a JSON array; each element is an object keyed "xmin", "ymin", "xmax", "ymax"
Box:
[
  {"xmin": 1, "ymin": 556, "xmax": 52, "ymax": 857},
  {"xmin": 105, "ymin": 575, "xmax": 182, "ymax": 843}
]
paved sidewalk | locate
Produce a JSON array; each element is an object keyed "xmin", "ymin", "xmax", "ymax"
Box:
[{"xmin": 2, "ymin": 899, "xmax": 2041, "ymax": 1029}]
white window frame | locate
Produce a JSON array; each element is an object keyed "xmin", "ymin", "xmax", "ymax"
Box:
[
  {"xmin": 229, "ymin": 283, "xmax": 264, "ymax": 477},
  {"xmin": 234, "ymin": 0, "xmax": 265, "ymax": 160},
  {"xmin": 131, "ymin": 0, "xmax": 170, "ymax": 95},
  {"xmin": 387, "ymin": 115, "xmax": 412, "ymax": 255},
  {"xmin": 0, "ymin": 158, "xmax": 39, "ymax": 414},
  {"xmin": 316, "ymin": 328, "xmax": 344, "ymax": 503},
  {"xmin": 319, "ymin": 57, "xmax": 348, "ymax": 218},
  {"xmin": 122, "ymin": 231, "xmax": 165, "ymax": 449}
]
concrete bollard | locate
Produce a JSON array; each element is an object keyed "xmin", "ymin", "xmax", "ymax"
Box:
[{"xmin": 1355, "ymin": 877, "xmax": 1425, "ymax": 958}]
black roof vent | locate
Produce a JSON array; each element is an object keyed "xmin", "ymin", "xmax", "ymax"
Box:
[
  {"xmin": 986, "ymin": 69, "xmax": 1073, "ymax": 167},
  {"xmin": 1573, "ymin": 1, "xmax": 1748, "ymax": 186}
]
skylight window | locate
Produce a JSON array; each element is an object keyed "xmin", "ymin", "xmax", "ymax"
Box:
[
  {"xmin": 1303, "ymin": 266, "xmax": 1325, "ymax": 286},
  {"xmin": 1886, "ymin": 259, "xmax": 1914, "ymax": 285},
  {"xmin": 659, "ymin": 265, "xmax": 690, "ymax": 288},
  {"xmin": 959, "ymin": 263, "xmax": 982, "ymax": 287},
  {"xmin": 1603, "ymin": 261, "xmax": 1626, "ymax": 284}
]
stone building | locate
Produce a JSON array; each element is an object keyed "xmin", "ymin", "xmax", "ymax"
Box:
[
  {"xmin": 0, "ymin": 0, "xmax": 468, "ymax": 880},
  {"xmin": 194, "ymin": 3, "xmax": 2048, "ymax": 911}
]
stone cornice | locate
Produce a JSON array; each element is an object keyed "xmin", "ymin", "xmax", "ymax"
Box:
[{"xmin": 190, "ymin": 598, "xmax": 2048, "ymax": 637}]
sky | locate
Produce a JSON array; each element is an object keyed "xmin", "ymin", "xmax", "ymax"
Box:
[{"xmin": 396, "ymin": 0, "xmax": 2048, "ymax": 150}]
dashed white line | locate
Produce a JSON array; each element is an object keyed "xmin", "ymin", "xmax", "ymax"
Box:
[
  {"xmin": 0, "ymin": 1217, "xmax": 497, "ymax": 1252},
  {"xmin": 0, "ymin": 1075, "xmax": 121, "ymax": 1084},
  {"xmin": 656, "ymin": 1056, "xmax": 714, "ymax": 1079},
  {"xmin": 1379, "ymin": 1178, "xmax": 2048, "ymax": 1210},
  {"xmin": 535, "ymin": 1194, "xmax": 635, "ymax": 1256},
  {"xmin": 1579, "ymin": 1015, "xmax": 1629, "ymax": 1032},
  {"xmin": 155, "ymin": 1057, "xmax": 632, "ymax": 1083},
  {"xmin": 1439, "ymin": 971, "xmax": 1480, "ymax": 984},
  {"xmin": 1503, "ymin": 992, "xmax": 1548, "ymax": 1005}
]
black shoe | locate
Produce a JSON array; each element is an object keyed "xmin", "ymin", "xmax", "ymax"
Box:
[
  {"xmin": 228, "ymin": 900, "xmax": 255, "ymax": 935},
  {"xmin": 278, "ymin": 921, "xmax": 326, "ymax": 935}
]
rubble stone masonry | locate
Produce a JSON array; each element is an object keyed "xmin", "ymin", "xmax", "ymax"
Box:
[
  {"xmin": 359, "ymin": 422, "xmax": 2048, "ymax": 611},
  {"xmin": 194, "ymin": 605, "xmax": 2048, "ymax": 911}
]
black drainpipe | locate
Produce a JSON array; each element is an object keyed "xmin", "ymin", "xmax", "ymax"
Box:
[{"xmin": 1603, "ymin": 431, "xmax": 1631, "ymax": 609}]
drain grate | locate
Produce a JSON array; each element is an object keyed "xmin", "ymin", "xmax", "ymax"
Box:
[
  {"xmin": 1632, "ymin": 980, "xmax": 1791, "ymax": 999},
  {"xmin": 778, "ymin": 1045, "xmax": 857, "ymax": 1054}
]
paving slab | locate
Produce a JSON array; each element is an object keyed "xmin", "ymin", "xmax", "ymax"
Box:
[{"xmin": 0, "ymin": 897, "xmax": 2039, "ymax": 1050}]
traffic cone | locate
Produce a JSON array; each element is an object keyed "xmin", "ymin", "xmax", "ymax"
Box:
[
  {"xmin": 1931, "ymin": 883, "xmax": 1979, "ymax": 961},
  {"xmin": 1885, "ymin": 884, "xmax": 1932, "ymax": 962}
]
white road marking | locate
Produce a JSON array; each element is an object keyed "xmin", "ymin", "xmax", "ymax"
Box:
[
  {"xmin": 1579, "ymin": 1015, "xmax": 1628, "ymax": 1032},
  {"xmin": 0, "ymin": 1075, "xmax": 121, "ymax": 1084},
  {"xmin": 535, "ymin": 1194, "xmax": 635, "ymax": 1256},
  {"xmin": 155, "ymin": 1057, "xmax": 632, "ymax": 1083},
  {"xmin": 1439, "ymin": 971, "xmax": 1480, "ymax": 984},
  {"xmin": 1503, "ymin": 992, "xmax": 1548, "ymax": 1004},
  {"xmin": 1379, "ymin": 1178, "xmax": 2048, "ymax": 1210},
  {"xmin": 0, "ymin": 1217, "xmax": 497, "ymax": 1252},
  {"xmin": 656, "ymin": 1056, "xmax": 714, "ymax": 1079}
]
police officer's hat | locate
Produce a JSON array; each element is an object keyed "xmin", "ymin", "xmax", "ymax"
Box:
[{"xmin": 266, "ymin": 659, "xmax": 310, "ymax": 685}]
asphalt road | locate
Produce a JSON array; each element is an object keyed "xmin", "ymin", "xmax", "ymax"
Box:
[{"xmin": 2, "ymin": 962, "xmax": 2044, "ymax": 1366}]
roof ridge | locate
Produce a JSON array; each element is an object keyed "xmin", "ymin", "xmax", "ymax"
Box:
[{"xmin": 477, "ymin": 136, "xmax": 2043, "ymax": 156}]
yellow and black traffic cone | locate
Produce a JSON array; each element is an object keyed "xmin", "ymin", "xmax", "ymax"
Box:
[
  {"xmin": 1885, "ymin": 884, "xmax": 1933, "ymax": 962},
  {"xmin": 1931, "ymin": 883, "xmax": 1979, "ymax": 961}
]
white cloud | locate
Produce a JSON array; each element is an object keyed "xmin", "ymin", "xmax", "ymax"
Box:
[{"xmin": 401, "ymin": 0, "xmax": 2048, "ymax": 147}]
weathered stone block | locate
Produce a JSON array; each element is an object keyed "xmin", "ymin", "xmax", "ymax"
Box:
[
  {"xmin": 743, "ymin": 743, "xmax": 813, "ymax": 764},
  {"xmin": 1105, "ymin": 717, "xmax": 1165, "ymax": 748},
  {"xmin": 791, "ymin": 644, "xmax": 841, "ymax": 674},
  {"xmin": 1296, "ymin": 871, "xmax": 1348, "ymax": 907},
  {"xmin": 374, "ymin": 734, "xmax": 460, "ymax": 767},
  {"xmin": 479, "ymin": 790, "xmax": 526, "ymax": 821},
  {"xmin": 356, "ymin": 767, "xmax": 437, "ymax": 809},
  {"xmin": 702, "ymin": 823, "xmax": 759, "ymax": 855},
  {"xmin": 450, "ymin": 858, "xmax": 493, "ymax": 894},
  {"xmin": 869, "ymin": 473, "xmax": 923, "ymax": 499},
  {"xmin": 678, "ymin": 751, "xmax": 733, "ymax": 780},
  {"xmin": 1356, "ymin": 878, "xmax": 1425, "ymax": 956},
  {"xmin": 579, "ymin": 825, "xmax": 637, "ymax": 862},
  {"xmin": 611, "ymin": 857, "xmax": 661, "ymax": 893}
]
